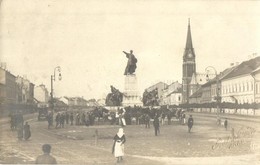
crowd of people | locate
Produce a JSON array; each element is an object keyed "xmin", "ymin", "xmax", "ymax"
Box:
[{"xmin": 43, "ymin": 106, "xmax": 193, "ymax": 130}]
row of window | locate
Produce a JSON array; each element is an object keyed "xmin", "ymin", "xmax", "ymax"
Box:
[{"xmin": 222, "ymin": 81, "xmax": 254, "ymax": 94}]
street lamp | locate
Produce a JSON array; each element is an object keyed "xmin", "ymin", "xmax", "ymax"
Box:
[
  {"xmin": 50, "ymin": 66, "xmax": 62, "ymax": 110},
  {"xmin": 205, "ymin": 66, "xmax": 221, "ymax": 125}
]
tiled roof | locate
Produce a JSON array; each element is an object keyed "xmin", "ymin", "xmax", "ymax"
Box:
[
  {"xmin": 202, "ymin": 66, "xmax": 237, "ymax": 87},
  {"xmin": 223, "ymin": 56, "xmax": 260, "ymax": 80},
  {"xmin": 189, "ymin": 87, "xmax": 203, "ymax": 98}
]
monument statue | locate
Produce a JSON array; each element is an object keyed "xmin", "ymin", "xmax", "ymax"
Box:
[
  {"xmin": 123, "ymin": 50, "xmax": 137, "ymax": 75},
  {"xmin": 105, "ymin": 85, "xmax": 123, "ymax": 106},
  {"xmin": 142, "ymin": 88, "xmax": 159, "ymax": 106}
]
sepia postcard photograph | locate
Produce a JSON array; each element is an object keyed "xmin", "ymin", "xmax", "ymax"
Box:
[{"xmin": 0, "ymin": 0, "xmax": 260, "ymax": 164}]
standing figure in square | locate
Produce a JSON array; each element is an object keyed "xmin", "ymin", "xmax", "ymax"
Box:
[{"xmin": 112, "ymin": 128, "xmax": 126, "ymax": 163}]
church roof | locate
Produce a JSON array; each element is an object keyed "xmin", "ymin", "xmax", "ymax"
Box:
[
  {"xmin": 185, "ymin": 19, "xmax": 193, "ymax": 50},
  {"xmin": 190, "ymin": 72, "xmax": 215, "ymax": 85}
]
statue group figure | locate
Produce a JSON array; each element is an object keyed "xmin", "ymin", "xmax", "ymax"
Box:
[
  {"xmin": 105, "ymin": 86, "xmax": 123, "ymax": 106},
  {"xmin": 142, "ymin": 88, "xmax": 159, "ymax": 106},
  {"xmin": 123, "ymin": 50, "xmax": 137, "ymax": 75}
]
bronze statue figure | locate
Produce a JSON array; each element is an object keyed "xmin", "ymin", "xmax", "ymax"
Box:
[
  {"xmin": 123, "ymin": 50, "xmax": 137, "ymax": 75},
  {"xmin": 142, "ymin": 88, "xmax": 159, "ymax": 106},
  {"xmin": 105, "ymin": 86, "xmax": 123, "ymax": 106}
]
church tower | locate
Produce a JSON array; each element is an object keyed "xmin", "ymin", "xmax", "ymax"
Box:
[{"xmin": 182, "ymin": 19, "xmax": 196, "ymax": 104}]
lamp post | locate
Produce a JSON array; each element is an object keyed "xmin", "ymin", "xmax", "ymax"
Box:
[
  {"xmin": 50, "ymin": 66, "xmax": 62, "ymax": 111},
  {"xmin": 205, "ymin": 66, "xmax": 221, "ymax": 125}
]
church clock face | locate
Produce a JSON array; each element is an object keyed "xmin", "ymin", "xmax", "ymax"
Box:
[{"xmin": 188, "ymin": 53, "xmax": 193, "ymax": 58}]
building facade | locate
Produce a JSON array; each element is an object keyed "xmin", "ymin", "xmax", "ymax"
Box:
[
  {"xmin": 161, "ymin": 81, "xmax": 182, "ymax": 105},
  {"xmin": 252, "ymin": 67, "xmax": 260, "ymax": 103},
  {"xmin": 221, "ymin": 57, "xmax": 260, "ymax": 104},
  {"xmin": 16, "ymin": 76, "xmax": 34, "ymax": 105},
  {"xmin": 34, "ymin": 84, "xmax": 49, "ymax": 103},
  {"xmin": 0, "ymin": 67, "xmax": 17, "ymax": 104}
]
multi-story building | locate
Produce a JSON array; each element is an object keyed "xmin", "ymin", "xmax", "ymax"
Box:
[
  {"xmin": 199, "ymin": 66, "xmax": 236, "ymax": 104},
  {"xmin": 251, "ymin": 67, "xmax": 260, "ymax": 103},
  {"xmin": 34, "ymin": 84, "xmax": 49, "ymax": 103},
  {"xmin": 166, "ymin": 88, "xmax": 183, "ymax": 105},
  {"xmin": 189, "ymin": 87, "xmax": 202, "ymax": 104},
  {"xmin": 221, "ymin": 56, "xmax": 260, "ymax": 104},
  {"xmin": 0, "ymin": 67, "xmax": 17, "ymax": 105},
  {"xmin": 161, "ymin": 81, "xmax": 182, "ymax": 105},
  {"xmin": 64, "ymin": 97, "xmax": 88, "ymax": 107},
  {"xmin": 16, "ymin": 76, "xmax": 34, "ymax": 105}
]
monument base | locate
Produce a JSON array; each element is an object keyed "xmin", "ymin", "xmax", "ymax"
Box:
[{"xmin": 122, "ymin": 74, "xmax": 143, "ymax": 107}]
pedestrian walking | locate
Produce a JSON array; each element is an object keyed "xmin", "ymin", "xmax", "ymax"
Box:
[
  {"xmin": 112, "ymin": 128, "xmax": 126, "ymax": 163},
  {"xmin": 76, "ymin": 113, "xmax": 80, "ymax": 125},
  {"xmin": 182, "ymin": 113, "xmax": 186, "ymax": 125},
  {"xmin": 47, "ymin": 112, "xmax": 53, "ymax": 129},
  {"xmin": 224, "ymin": 118, "xmax": 228, "ymax": 131},
  {"xmin": 188, "ymin": 115, "xmax": 194, "ymax": 133},
  {"xmin": 23, "ymin": 122, "xmax": 31, "ymax": 140},
  {"xmin": 10, "ymin": 113, "xmax": 16, "ymax": 131},
  {"xmin": 55, "ymin": 113, "xmax": 60, "ymax": 129},
  {"xmin": 161, "ymin": 113, "xmax": 166, "ymax": 125},
  {"xmin": 16, "ymin": 111, "xmax": 24, "ymax": 140},
  {"xmin": 35, "ymin": 144, "xmax": 57, "ymax": 164},
  {"xmin": 65, "ymin": 112, "xmax": 69, "ymax": 124},
  {"xmin": 153, "ymin": 116, "xmax": 160, "ymax": 136},
  {"xmin": 85, "ymin": 112, "xmax": 90, "ymax": 126},
  {"xmin": 60, "ymin": 113, "xmax": 65, "ymax": 128},
  {"xmin": 145, "ymin": 114, "xmax": 150, "ymax": 128},
  {"xmin": 70, "ymin": 112, "xmax": 74, "ymax": 125}
]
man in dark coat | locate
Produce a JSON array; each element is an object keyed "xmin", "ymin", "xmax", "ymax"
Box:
[
  {"xmin": 153, "ymin": 116, "xmax": 160, "ymax": 136},
  {"xmin": 16, "ymin": 112, "xmax": 24, "ymax": 140},
  {"xmin": 145, "ymin": 114, "xmax": 150, "ymax": 128},
  {"xmin": 224, "ymin": 118, "xmax": 228, "ymax": 131},
  {"xmin": 60, "ymin": 113, "xmax": 65, "ymax": 128},
  {"xmin": 69, "ymin": 113, "xmax": 74, "ymax": 125},
  {"xmin": 65, "ymin": 112, "xmax": 69, "ymax": 124},
  {"xmin": 23, "ymin": 122, "xmax": 31, "ymax": 140},
  {"xmin": 188, "ymin": 115, "xmax": 194, "ymax": 133}
]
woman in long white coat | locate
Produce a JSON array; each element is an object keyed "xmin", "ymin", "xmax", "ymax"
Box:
[{"xmin": 112, "ymin": 128, "xmax": 126, "ymax": 163}]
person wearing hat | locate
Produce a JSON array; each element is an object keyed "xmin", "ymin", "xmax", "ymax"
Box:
[{"xmin": 35, "ymin": 144, "xmax": 57, "ymax": 164}]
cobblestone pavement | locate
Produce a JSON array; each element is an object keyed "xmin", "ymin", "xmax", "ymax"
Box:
[{"xmin": 0, "ymin": 112, "xmax": 259, "ymax": 164}]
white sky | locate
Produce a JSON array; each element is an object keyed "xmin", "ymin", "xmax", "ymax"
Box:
[{"xmin": 1, "ymin": 0, "xmax": 260, "ymax": 99}]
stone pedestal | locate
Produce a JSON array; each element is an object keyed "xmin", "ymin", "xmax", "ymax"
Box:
[{"xmin": 122, "ymin": 74, "xmax": 143, "ymax": 107}]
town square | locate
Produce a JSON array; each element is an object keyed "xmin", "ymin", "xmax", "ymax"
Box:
[{"xmin": 1, "ymin": 0, "xmax": 260, "ymax": 165}]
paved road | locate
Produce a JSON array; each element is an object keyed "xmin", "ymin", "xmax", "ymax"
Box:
[{"xmin": 0, "ymin": 112, "xmax": 259, "ymax": 165}]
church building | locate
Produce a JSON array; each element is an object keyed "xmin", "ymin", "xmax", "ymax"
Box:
[{"xmin": 182, "ymin": 19, "xmax": 196, "ymax": 104}]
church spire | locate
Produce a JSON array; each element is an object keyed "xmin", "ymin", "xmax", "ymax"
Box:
[{"xmin": 185, "ymin": 18, "xmax": 193, "ymax": 50}]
